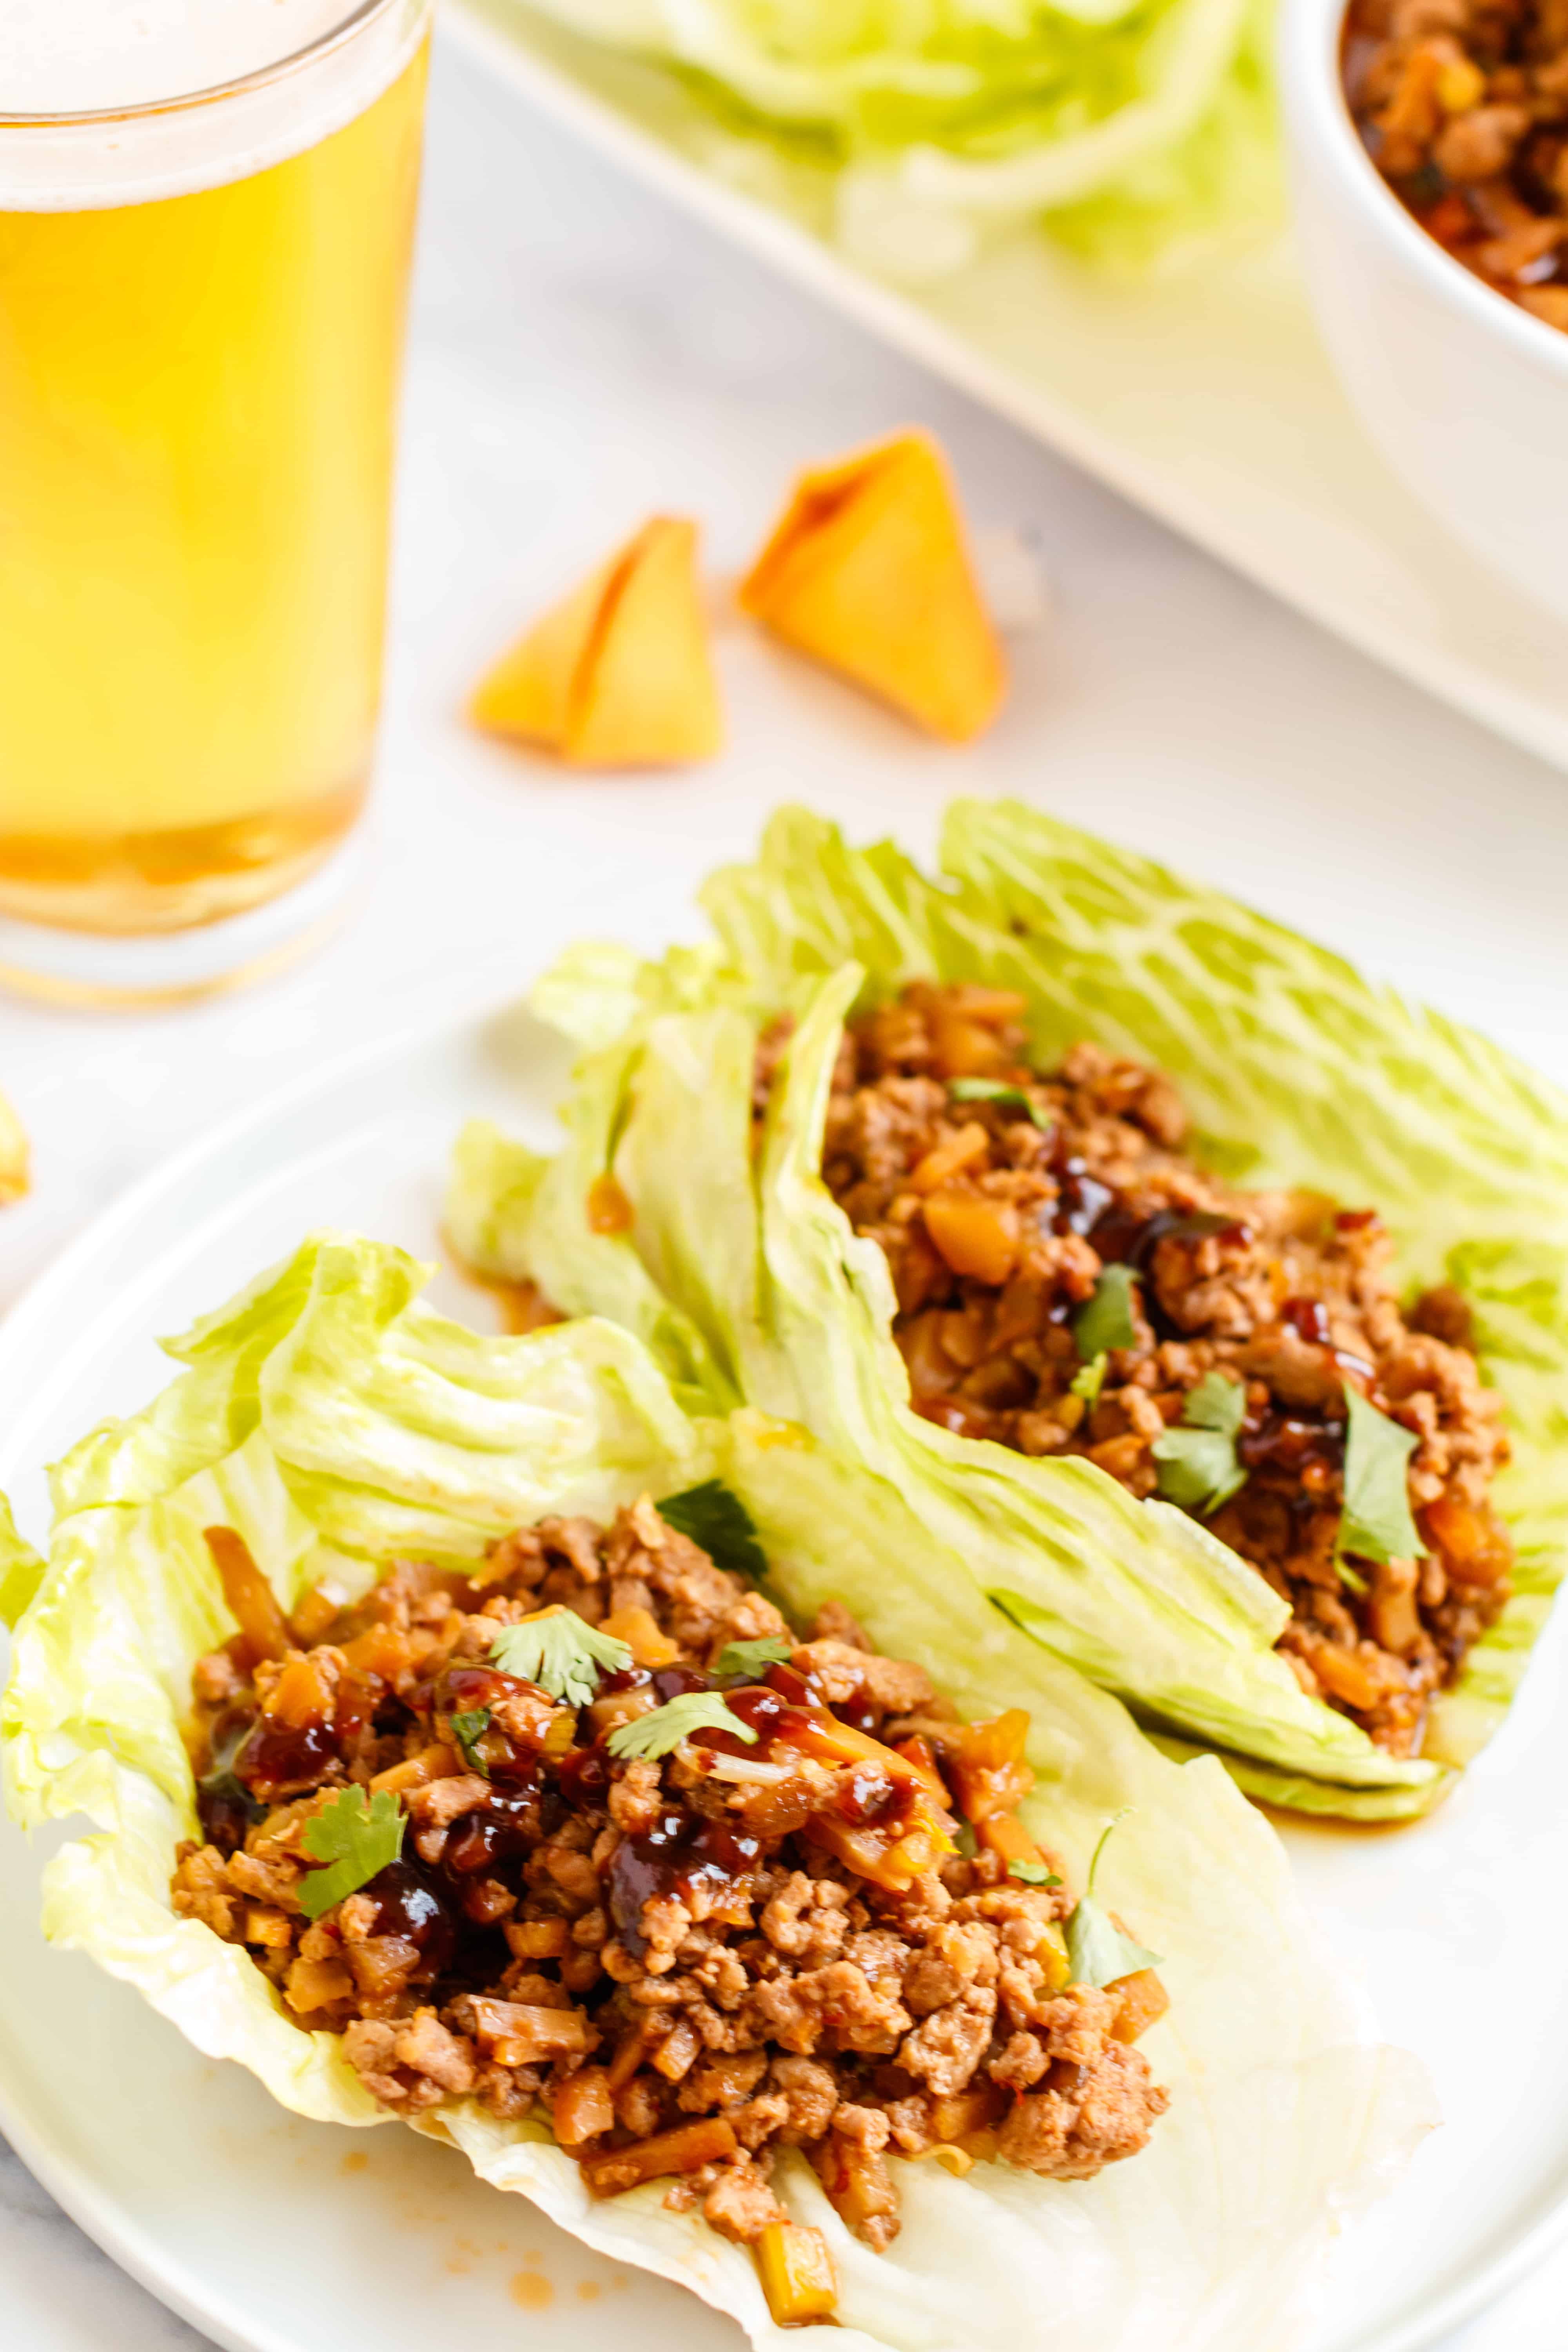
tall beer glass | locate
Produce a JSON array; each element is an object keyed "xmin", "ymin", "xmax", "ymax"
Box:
[{"xmin": 0, "ymin": 0, "xmax": 432, "ymax": 1001}]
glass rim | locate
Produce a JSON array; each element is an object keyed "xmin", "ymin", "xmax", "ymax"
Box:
[{"xmin": 0, "ymin": 0, "xmax": 413, "ymax": 131}]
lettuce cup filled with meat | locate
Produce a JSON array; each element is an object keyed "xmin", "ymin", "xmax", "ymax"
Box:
[
  {"xmin": 1, "ymin": 1232, "xmax": 1429, "ymax": 2350},
  {"xmin": 448, "ymin": 803, "xmax": 1568, "ymax": 1821}
]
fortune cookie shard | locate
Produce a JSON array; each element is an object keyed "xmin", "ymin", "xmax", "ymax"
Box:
[
  {"xmin": 739, "ymin": 432, "xmax": 1006, "ymax": 743},
  {"xmin": 470, "ymin": 516, "xmax": 723, "ymax": 768}
]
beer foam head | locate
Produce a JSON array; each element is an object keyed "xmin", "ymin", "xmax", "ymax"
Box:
[{"xmin": 1, "ymin": 0, "xmax": 427, "ymax": 208}]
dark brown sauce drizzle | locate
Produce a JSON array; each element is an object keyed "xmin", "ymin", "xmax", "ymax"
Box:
[
  {"xmin": 356, "ymin": 1857, "xmax": 460, "ymax": 1973},
  {"xmin": 608, "ymin": 1811, "xmax": 762, "ymax": 1958},
  {"xmin": 235, "ymin": 1713, "xmax": 339, "ymax": 1797}
]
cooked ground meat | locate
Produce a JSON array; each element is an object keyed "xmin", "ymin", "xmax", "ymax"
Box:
[
  {"xmin": 173, "ymin": 1501, "xmax": 1168, "ymax": 2319},
  {"xmin": 797, "ymin": 981, "xmax": 1512, "ymax": 1759},
  {"xmin": 1343, "ymin": 0, "xmax": 1568, "ymax": 332}
]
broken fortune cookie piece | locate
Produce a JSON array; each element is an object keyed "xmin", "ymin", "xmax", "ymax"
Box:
[
  {"xmin": 470, "ymin": 515, "xmax": 723, "ymax": 767},
  {"xmin": 739, "ymin": 430, "xmax": 1006, "ymax": 743}
]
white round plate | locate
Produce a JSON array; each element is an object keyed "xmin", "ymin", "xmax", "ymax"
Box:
[{"xmin": 2, "ymin": 1000, "xmax": 1566, "ymax": 2352}]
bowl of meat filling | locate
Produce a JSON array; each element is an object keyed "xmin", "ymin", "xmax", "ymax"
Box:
[
  {"xmin": 451, "ymin": 802, "xmax": 1568, "ymax": 1822},
  {"xmin": 0, "ymin": 1232, "xmax": 1429, "ymax": 2352},
  {"xmin": 1280, "ymin": 0, "xmax": 1568, "ymax": 621}
]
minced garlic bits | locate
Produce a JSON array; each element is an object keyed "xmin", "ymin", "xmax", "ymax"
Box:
[
  {"xmin": 739, "ymin": 432, "xmax": 1006, "ymax": 743},
  {"xmin": 470, "ymin": 516, "xmax": 723, "ymax": 767}
]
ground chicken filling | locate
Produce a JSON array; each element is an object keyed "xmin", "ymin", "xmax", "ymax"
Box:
[
  {"xmin": 1342, "ymin": 0, "xmax": 1568, "ymax": 332},
  {"xmin": 790, "ymin": 981, "xmax": 1512, "ymax": 1760},
  {"xmin": 174, "ymin": 1502, "xmax": 1169, "ymax": 2325}
]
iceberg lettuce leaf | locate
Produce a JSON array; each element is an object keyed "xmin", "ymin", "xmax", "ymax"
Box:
[
  {"xmin": 2, "ymin": 1234, "xmax": 1432, "ymax": 2350},
  {"xmin": 938, "ymin": 798, "xmax": 1568, "ymax": 1774},
  {"xmin": 515, "ymin": 0, "xmax": 1279, "ymax": 278},
  {"xmin": 466, "ymin": 817, "xmax": 1438, "ymax": 1803},
  {"xmin": 457, "ymin": 803, "xmax": 1560, "ymax": 1811}
]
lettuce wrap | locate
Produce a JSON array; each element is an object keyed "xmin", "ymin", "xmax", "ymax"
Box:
[
  {"xmin": 1, "ymin": 1231, "xmax": 1430, "ymax": 2350},
  {"xmin": 448, "ymin": 804, "xmax": 1568, "ymax": 1819}
]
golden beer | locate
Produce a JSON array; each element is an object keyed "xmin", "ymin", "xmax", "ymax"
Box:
[{"xmin": 0, "ymin": 0, "xmax": 430, "ymax": 967}]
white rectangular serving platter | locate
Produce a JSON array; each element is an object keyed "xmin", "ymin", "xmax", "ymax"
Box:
[{"xmin": 441, "ymin": 0, "xmax": 1568, "ymax": 775}]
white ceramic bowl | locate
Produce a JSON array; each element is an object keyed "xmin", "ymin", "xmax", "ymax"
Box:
[{"xmin": 1281, "ymin": 0, "xmax": 1568, "ymax": 624}]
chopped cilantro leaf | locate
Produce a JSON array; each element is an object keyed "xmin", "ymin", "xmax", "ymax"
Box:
[
  {"xmin": 713, "ymin": 1635, "xmax": 793, "ymax": 1681},
  {"xmin": 1064, "ymin": 1814, "xmax": 1162, "ymax": 1990},
  {"xmin": 298, "ymin": 1785, "xmax": 405, "ymax": 1921},
  {"xmin": 1073, "ymin": 1265, "xmax": 1140, "ymax": 1361},
  {"xmin": 1152, "ymin": 1370, "xmax": 1248, "ymax": 1516},
  {"xmin": 449, "ymin": 1707, "xmax": 492, "ymax": 1775},
  {"xmin": 1007, "ymin": 1859, "xmax": 1062, "ymax": 1887},
  {"xmin": 656, "ymin": 1480, "xmax": 768, "ymax": 1583},
  {"xmin": 1339, "ymin": 1384, "xmax": 1425, "ymax": 1567},
  {"xmin": 606, "ymin": 1691, "xmax": 759, "ymax": 1762},
  {"xmin": 947, "ymin": 1078, "xmax": 1051, "ymax": 1131},
  {"xmin": 488, "ymin": 1608, "xmax": 632, "ymax": 1707},
  {"xmin": 1069, "ymin": 1353, "xmax": 1107, "ymax": 1409}
]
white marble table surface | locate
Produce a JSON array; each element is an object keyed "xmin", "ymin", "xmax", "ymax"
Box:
[{"xmin": 7, "ymin": 23, "xmax": 1568, "ymax": 2351}]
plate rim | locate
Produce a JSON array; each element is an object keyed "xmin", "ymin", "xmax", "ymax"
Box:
[
  {"xmin": 436, "ymin": 2, "xmax": 1568, "ymax": 777},
  {"xmin": 0, "ymin": 995, "xmax": 1565, "ymax": 2352}
]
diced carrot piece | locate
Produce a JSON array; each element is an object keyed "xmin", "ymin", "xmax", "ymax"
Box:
[
  {"xmin": 973, "ymin": 1808, "xmax": 1040, "ymax": 1866},
  {"xmin": 895, "ymin": 1734, "xmax": 940, "ymax": 1781},
  {"xmin": 264, "ymin": 1652, "xmax": 335, "ymax": 1729},
  {"xmin": 505, "ymin": 1916, "xmax": 570, "ymax": 1961},
  {"xmin": 341, "ymin": 1623, "xmax": 412, "ymax": 1682},
  {"xmin": 204, "ymin": 1526, "xmax": 294, "ymax": 1667},
  {"xmin": 790, "ymin": 1709, "xmax": 928, "ymax": 1786},
  {"xmin": 944, "ymin": 1710, "xmax": 1034, "ymax": 1821},
  {"xmin": 371, "ymin": 1741, "xmax": 459, "ymax": 1794},
  {"xmin": 598, "ymin": 1605, "xmax": 679, "ymax": 1669},
  {"xmin": 1111, "ymin": 1969, "xmax": 1170, "ymax": 2042},
  {"xmin": 586, "ymin": 1174, "xmax": 633, "ymax": 1234},
  {"xmin": 1311, "ymin": 1646, "xmax": 1382, "ymax": 1713},
  {"xmin": 581, "ymin": 2116, "xmax": 737, "ymax": 2194},
  {"xmin": 931, "ymin": 1009, "xmax": 1011, "ymax": 1078},
  {"xmin": 755, "ymin": 2223, "xmax": 837, "ymax": 2324},
  {"xmin": 910, "ymin": 1123, "xmax": 990, "ymax": 1195},
  {"xmin": 550, "ymin": 2066, "xmax": 614, "ymax": 2147},
  {"xmin": 243, "ymin": 1905, "xmax": 293, "ymax": 1948},
  {"xmin": 922, "ymin": 1192, "xmax": 1020, "ymax": 1285},
  {"xmin": 1423, "ymin": 1495, "xmax": 1513, "ymax": 1586},
  {"xmin": 289, "ymin": 1584, "xmax": 340, "ymax": 1644}
]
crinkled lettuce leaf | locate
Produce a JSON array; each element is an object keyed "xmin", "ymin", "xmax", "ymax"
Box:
[
  {"xmin": 454, "ymin": 803, "xmax": 1566, "ymax": 1815},
  {"xmin": 508, "ymin": 0, "xmax": 1280, "ymax": 280},
  {"xmin": 2, "ymin": 1231, "xmax": 1430, "ymax": 2350},
  {"xmin": 936, "ymin": 797, "xmax": 1568, "ymax": 1778}
]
